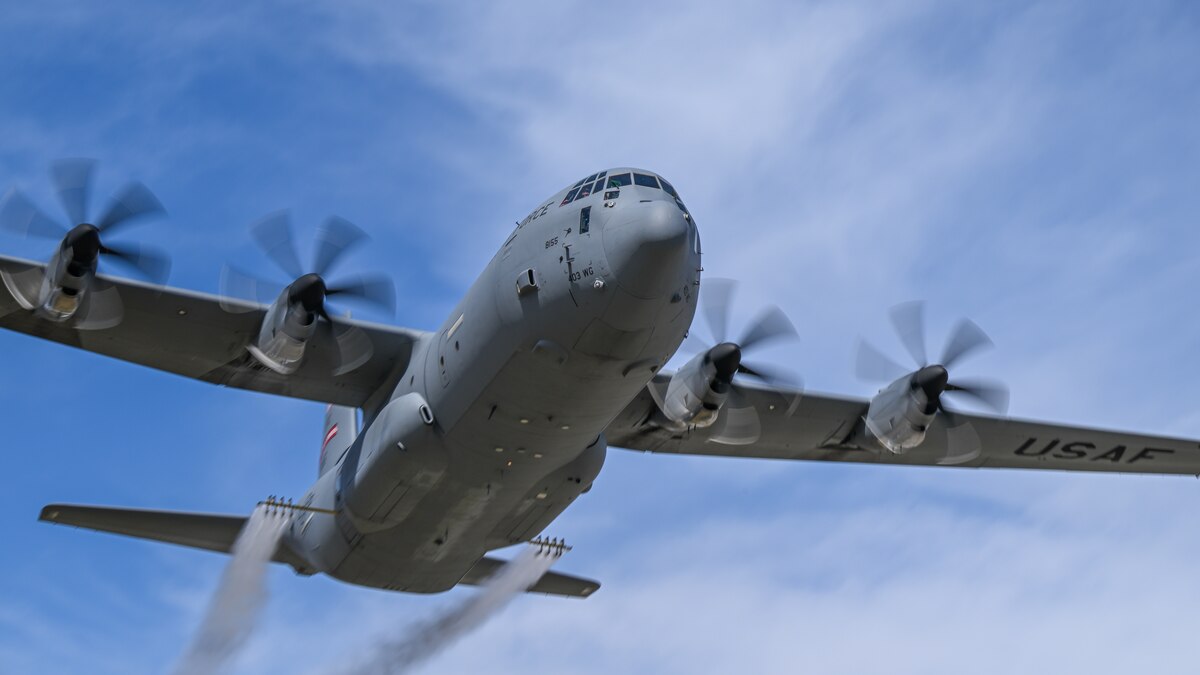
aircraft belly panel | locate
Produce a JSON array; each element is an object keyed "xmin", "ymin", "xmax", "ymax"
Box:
[{"xmin": 328, "ymin": 435, "xmax": 607, "ymax": 594}]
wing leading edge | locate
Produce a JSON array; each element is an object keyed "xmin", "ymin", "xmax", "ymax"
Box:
[
  {"xmin": 606, "ymin": 374, "xmax": 1200, "ymax": 475},
  {"xmin": 0, "ymin": 255, "xmax": 426, "ymax": 408}
]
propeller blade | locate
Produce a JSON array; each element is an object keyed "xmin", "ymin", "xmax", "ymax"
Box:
[
  {"xmin": 939, "ymin": 318, "xmax": 993, "ymax": 369},
  {"xmin": 312, "ymin": 216, "xmax": 368, "ymax": 277},
  {"xmin": 74, "ymin": 278, "xmax": 124, "ymax": 331},
  {"xmin": 738, "ymin": 360, "xmax": 804, "ymax": 415},
  {"xmin": 94, "ymin": 181, "xmax": 165, "ymax": 235},
  {"xmin": 709, "ymin": 387, "xmax": 762, "ymax": 445},
  {"xmin": 680, "ymin": 330, "xmax": 712, "ymax": 355},
  {"xmin": 0, "ymin": 264, "xmax": 47, "ymax": 310},
  {"xmin": 326, "ymin": 273, "xmax": 397, "ymax": 316},
  {"xmin": 249, "ymin": 210, "xmax": 305, "ymax": 279},
  {"xmin": 855, "ymin": 338, "xmax": 910, "ymax": 383},
  {"xmin": 0, "ymin": 189, "xmax": 67, "ymax": 240},
  {"xmin": 889, "ymin": 300, "xmax": 928, "ymax": 367},
  {"xmin": 738, "ymin": 359, "xmax": 802, "ymax": 392},
  {"xmin": 938, "ymin": 410, "xmax": 982, "ymax": 466},
  {"xmin": 645, "ymin": 377, "xmax": 671, "ymax": 415},
  {"xmin": 945, "ymin": 377, "xmax": 1010, "ymax": 415},
  {"xmin": 331, "ymin": 322, "xmax": 374, "ymax": 376},
  {"xmin": 701, "ymin": 277, "xmax": 736, "ymax": 345},
  {"xmin": 50, "ymin": 158, "xmax": 96, "ymax": 226},
  {"xmin": 218, "ymin": 265, "xmax": 280, "ymax": 313},
  {"xmin": 738, "ymin": 305, "xmax": 798, "ymax": 352},
  {"xmin": 99, "ymin": 242, "xmax": 171, "ymax": 284}
]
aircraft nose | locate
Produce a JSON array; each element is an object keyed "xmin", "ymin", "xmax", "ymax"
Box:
[{"xmin": 602, "ymin": 200, "xmax": 691, "ymax": 299}]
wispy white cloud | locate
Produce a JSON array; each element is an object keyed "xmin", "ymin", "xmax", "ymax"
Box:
[{"xmin": 4, "ymin": 1, "xmax": 1200, "ymax": 674}]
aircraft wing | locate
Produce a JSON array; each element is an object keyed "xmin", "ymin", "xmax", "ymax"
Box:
[
  {"xmin": 605, "ymin": 374, "xmax": 1200, "ymax": 475},
  {"xmin": 0, "ymin": 255, "xmax": 425, "ymax": 408}
]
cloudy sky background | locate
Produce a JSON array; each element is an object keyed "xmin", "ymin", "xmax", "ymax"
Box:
[{"xmin": 2, "ymin": 1, "xmax": 1200, "ymax": 672}]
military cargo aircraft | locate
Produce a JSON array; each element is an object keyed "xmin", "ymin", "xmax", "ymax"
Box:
[{"xmin": 4, "ymin": 161, "xmax": 1198, "ymax": 598}]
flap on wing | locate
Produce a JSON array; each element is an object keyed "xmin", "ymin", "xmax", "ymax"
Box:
[
  {"xmin": 39, "ymin": 503, "xmax": 310, "ymax": 570},
  {"xmin": 0, "ymin": 255, "xmax": 427, "ymax": 408},
  {"xmin": 460, "ymin": 555, "xmax": 601, "ymax": 599}
]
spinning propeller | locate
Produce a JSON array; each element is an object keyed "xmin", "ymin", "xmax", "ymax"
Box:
[
  {"xmin": 0, "ymin": 158, "xmax": 170, "ymax": 283},
  {"xmin": 220, "ymin": 211, "xmax": 396, "ymax": 375},
  {"xmin": 856, "ymin": 301, "xmax": 1009, "ymax": 464},
  {"xmin": 689, "ymin": 278, "xmax": 801, "ymax": 444},
  {"xmin": 0, "ymin": 159, "xmax": 169, "ymax": 329},
  {"xmin": 0, "ymin": 159, "xmax": 170, "ymax": 283}
]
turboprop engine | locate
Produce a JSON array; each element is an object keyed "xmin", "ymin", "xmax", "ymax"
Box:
[
  {"xmin": 650, "ymin": 279, "xmax": 800, "ymax": 445},
  {"xmin": 0, "ymin": 159, "xmax": 169, "ymax": 329},
  {"xmin": 219, "ymin": 211, "xmax": 395, "ymax": 375},
  {"xmin": 861, "ymin": 365, "xmax": 947, "ymax": 453},
  {"xmin": 249, "ymin": 273, "xmax": 331, "ymax": 374},
  {"xmin": 653, "ymin": 343, "xmax": 741, "ymax": 431},
  {"xmin": 27, "ymin": 226, "xmax": 105, "ymax": 322},
  {"xmin": 853, "ymin": 302, "xmax": 1010, "ymax": 463}
]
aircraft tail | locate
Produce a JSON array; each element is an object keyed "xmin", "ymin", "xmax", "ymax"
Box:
[
  {"xmin": 460, "ymin": 555, "xmax": 600, "ymax": 598},
  {"xmin": 320, "ymin": 404, "xmax": 358, "ymax": 476},
  {"xmin": 38, "ymin": 503, "xmax": 314, "ymax": 572},
  {"xmin": 40, "ymin": 503, "xmax": 601, "ymax": 598}
]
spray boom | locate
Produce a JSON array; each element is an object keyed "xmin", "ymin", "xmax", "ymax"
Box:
[
  {"xmin": 529, "ymin": 537, "xmax": 571, "ymax": 557},
  {"xmin": 258, "ymin": 495, "xmax": 337, "ymax": 517}
]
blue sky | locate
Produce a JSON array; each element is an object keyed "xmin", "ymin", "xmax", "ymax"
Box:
[{"xmin": 2, "ymin": 1, "xmax": 1200, "ymax": 673}]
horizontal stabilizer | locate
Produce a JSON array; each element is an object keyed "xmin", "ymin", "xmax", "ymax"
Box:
[
  {"xmin": 461, "ymin": 555, "xmax": 600, "ymax": 599},
  {"xmin": 39, "ymin": 503, "xmax": 310, "ymax": 571}
]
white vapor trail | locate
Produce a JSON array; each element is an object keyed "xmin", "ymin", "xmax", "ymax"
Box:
[
  {"xmin": 172, "ymin": 505, "xmax": 290, "ymax": 675},
  {"xmin": 342, "ymin": 546, "xmax": 559, "ymax": 675}
]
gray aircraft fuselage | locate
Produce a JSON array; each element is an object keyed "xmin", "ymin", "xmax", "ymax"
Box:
[{"xmin": 287, "ymin": 169, "xmax": 701, "ymax": 593}]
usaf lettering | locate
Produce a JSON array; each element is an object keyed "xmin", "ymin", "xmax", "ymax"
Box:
[{"xmin": 1013, "ymin": 437, "xmax": 1175, "ymax": 464}]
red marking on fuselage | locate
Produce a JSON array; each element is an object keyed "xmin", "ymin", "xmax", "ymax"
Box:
[{"xmin": 319, "ymin": 423, "xmax": 339, "ymax": 470}]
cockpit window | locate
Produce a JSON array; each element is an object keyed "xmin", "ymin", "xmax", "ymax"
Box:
[
  {"xmin": 633, "ymin": 173, "xmax": 660, "ymax": 189},
  {"xmin": 659, "ymin": 178, "xmax": 679, "ymax": 198},
  {"xmin": 562, "ymin": 171, "xmax": 612, "ymax": 206},
  {"xmin": 607, "ymin": 173, "xmax": 632, "ymax": 188}
]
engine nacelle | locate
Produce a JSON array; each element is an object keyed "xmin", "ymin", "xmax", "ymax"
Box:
[
  {"xmin": 42, "ymin": 251, "xmax": 95, "ymax": 319},
  {"xmin": 248, "ymin": 294, "xmax": 319, "ymax": 374},
  {"xmin": 0, "ymin": 247, "xmax": 96, "ymax": 322},
  {"xmin": 652, "ymin": 349, "xmax": 732, "ymax": 431},
  {"xmin": 858, "ymin": 374, "xmax": 938, "ymax": 454}
]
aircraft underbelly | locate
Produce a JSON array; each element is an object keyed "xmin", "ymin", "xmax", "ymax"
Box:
[{"xmin": 331, "ymin": 353, "xmax": 616, "ymax": 593}]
